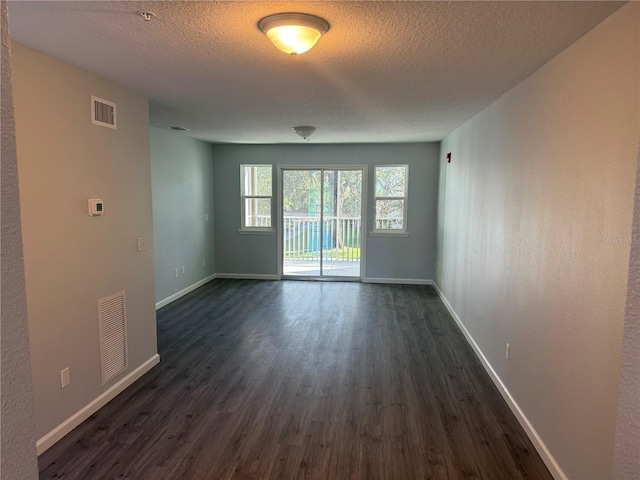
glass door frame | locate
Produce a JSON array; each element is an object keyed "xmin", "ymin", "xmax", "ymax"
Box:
[{"xmin": 277, "ymin": 165, "xmax": 368, "ymax": 281}]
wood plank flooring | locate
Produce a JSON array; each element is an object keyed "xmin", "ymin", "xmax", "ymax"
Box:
[{"xmin": 38, "ymin": 280, "xmax": 552, "ymax": 479}]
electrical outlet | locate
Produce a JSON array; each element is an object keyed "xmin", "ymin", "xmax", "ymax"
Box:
[
  {"xmin": 202, "ymin": 258, "xmax": 205, "ymax": 267},
  {"xmin": 61, "ymin": 367, "xmax": 70, "ymax": 388},
  {"xmin": 174, "ymin": 268, "xmax": 179, "ymax": 278},
  {"xmin": 205, "ymin": 213, "xmax": 209, "ymax": 222},
  {"xmin": 505, "ymin": 343, "xmax": 511, "ymax": 360},
  {"xmin": 137, "ymin": 237, "xmax": 147, "ymax": 252},
  {"xmin": 182, "ymin": 266, "xmax": 185, "ymax": 275}
]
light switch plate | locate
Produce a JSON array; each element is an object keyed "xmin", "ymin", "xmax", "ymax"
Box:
[{"xmin": 61, "ymin": 368, "xmax": 70, "ymax": 388}]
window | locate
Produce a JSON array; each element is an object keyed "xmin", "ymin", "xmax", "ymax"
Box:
[
  {"xmin": 241, "ymin": 165, "xmax": 272, "ymax": 230},
  {"xmin": 374, "ymin": 165, "xmax": 408, "ymax": 232}
]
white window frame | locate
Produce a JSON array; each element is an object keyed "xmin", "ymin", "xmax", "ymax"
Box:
[
  {"xmin": 373, "ymin": 164, "xmax": 408, "ymax": 235},
  {"xmin": 240, "ymin": 164, "xmax": 273, "ymax": 233}
]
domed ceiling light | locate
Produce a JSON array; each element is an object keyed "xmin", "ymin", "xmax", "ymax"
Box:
[
  {"xmin": 293, "ymin": 126, "xmax": 317, "ymax": 140},
  {"xmin": 259, "ymin": 13, "xmax": 329, "ymax": 55}
]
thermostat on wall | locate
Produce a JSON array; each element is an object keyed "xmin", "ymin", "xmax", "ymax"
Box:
[{"xmin": 88, "ymin": 198, "xmax": 104, "ymax": 217}]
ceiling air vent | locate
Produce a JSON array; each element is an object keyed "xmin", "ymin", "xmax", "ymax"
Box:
[
  {"xmin": 98, "ymin": 290, "xmax": 128, "ymax": 385},
  {"xmin": 91, "ymin": 95, "xmax": 117, "ymax": 129}
]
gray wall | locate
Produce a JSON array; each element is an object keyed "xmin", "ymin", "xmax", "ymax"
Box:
[
  {"xmin": 212, "ymin": 143, "xmax": 439, "ymax": 281},
  {"xmin": 12, "ymin": 43, "xmax": 158, "ymax": 440},
  {"xmin": 436, "ymin": 4, "xmax": 638, "ymax": 479},
  {"xmin": 1, "ymin": 3, "xmax": 39, "ymax": 477},
  {"xmin": 150, "ymin": 127, "xmax": 216, "ymax": 304}
]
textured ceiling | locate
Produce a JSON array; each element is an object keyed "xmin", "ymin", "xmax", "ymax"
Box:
[{"xmin": 8, "ymin": 1, "xmax": 624, "ymax": 144}]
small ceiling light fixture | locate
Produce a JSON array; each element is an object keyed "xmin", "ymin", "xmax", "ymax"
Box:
[
  {"xmin": 293, "ymin": 126, "xmax": 317, "ymax": 141},
  {"xmin": 259, "ymin": 13, "xmax": 329, "ymax": 55}
]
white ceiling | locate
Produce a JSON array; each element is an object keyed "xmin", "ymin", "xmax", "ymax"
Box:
[{"xmin": 8, "ymin": 1, "xmax": 624, "ymax": 144}]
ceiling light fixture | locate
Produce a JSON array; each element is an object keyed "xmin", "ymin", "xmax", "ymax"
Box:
[
  {"xmin": 259, "ymin": 13, "xmax": 329, "ymax": 55},
  {"xmin": 293, "ymin": 126, "xmax": 317, "ymax": 141}
]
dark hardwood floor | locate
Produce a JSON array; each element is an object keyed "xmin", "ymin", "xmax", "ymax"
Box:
[{"xmin": 39, "ymin": 280, "xmax": 552, "ymax": 479}]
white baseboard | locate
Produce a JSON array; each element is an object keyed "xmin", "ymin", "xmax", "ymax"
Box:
[
  {"xmin": 215, "ymin": 273, "xmax": 280, "ymax": 281},
  {"xmin": 363, "ymin": 277, "xmax": 434, "ymax": 285},
  {"xmin": 156, "ymin": 274, "xmax": 217, "ymax": 310},
  {"xmin": 36, "ymin": 354, "xmax": 160, "ymax": 455},
  {"xmin": 432, "ymin": 283, "xmax": 566, "ymax": 480}
]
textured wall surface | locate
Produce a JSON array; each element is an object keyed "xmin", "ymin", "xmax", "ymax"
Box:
[
  {"xmin": 436, "ymin": 4, "xmax": 638, "ymax": 479},
  {"xmin": 612, "ymin": 141, "xmax": 640, "ymax": 480},
  {"xmin": 150, "ymin": 127, "xmax": 215, "ymax": 304},
  {"xmin": 0, "ymin": 2, "xmax": 39, "ymax": 477},
  {"xmin": 12, "ymin": 43, "xmax": 158, "ymax": 440},
  {"xmin": 212, "ymin": 143, "xmax": 439, "ymax": 281},
  {"xmin": 612, "ymin": 16, "xmax": 640, "ymax": 474}
]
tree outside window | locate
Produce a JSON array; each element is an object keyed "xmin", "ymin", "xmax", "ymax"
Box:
[
  {"xmin": 374, "ymin": 165, "xmax": 408, "ymax": 232},
  {"xmin": 241, "ymin": 165, "xmax": 272, "ymax": 229}
]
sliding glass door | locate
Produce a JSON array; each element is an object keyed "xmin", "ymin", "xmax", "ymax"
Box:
[{"xmin": 282, "ymin": 168, "xmax": 363, "ymax": 279}]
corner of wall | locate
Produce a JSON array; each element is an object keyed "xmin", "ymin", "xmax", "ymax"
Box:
[
  {"xmin": 1, "ymin": 2, "xmax": 39, "ymax": 476},
  {"xmin": 612, "ymin": 138, "xmax": 640, "ymax": 479},
  {"xmin": 150, "ymin": 128, "xmax": 216, "ymax": 306}
]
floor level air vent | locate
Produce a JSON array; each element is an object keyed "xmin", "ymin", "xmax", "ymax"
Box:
[
  {"xmin": 91, "ymin": 95, "xmax": 117, "ymax": 129},
  {"xmin": 98, "ymin": 291, "xmax": 128, "ymax": 385}
]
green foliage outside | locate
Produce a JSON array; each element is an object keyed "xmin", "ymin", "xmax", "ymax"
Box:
[
  {"xmin": 282, "ymin": 170, "xmax": 362, "ymax": 218},
  {"xmin": 284, "ymin": 247, "xmax": 361, "ymax": 261}
]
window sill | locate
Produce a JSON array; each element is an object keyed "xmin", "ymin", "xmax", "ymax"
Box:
[
  {"xmin": 238, "ymin": 229, "xmax": 275, "ymax": 235},
  {"xmin": 369, "ymin": 231, "xmax": 409, "ymax": 237}
]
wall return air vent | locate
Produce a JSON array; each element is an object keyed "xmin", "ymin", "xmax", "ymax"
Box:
[
  {"xmin": 91, "ymin": 95, "xmax": 117, "ymax": 129},
  {"xmin": 98, "ymin": 291, "xmax": 128, "ymax": 385}
]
